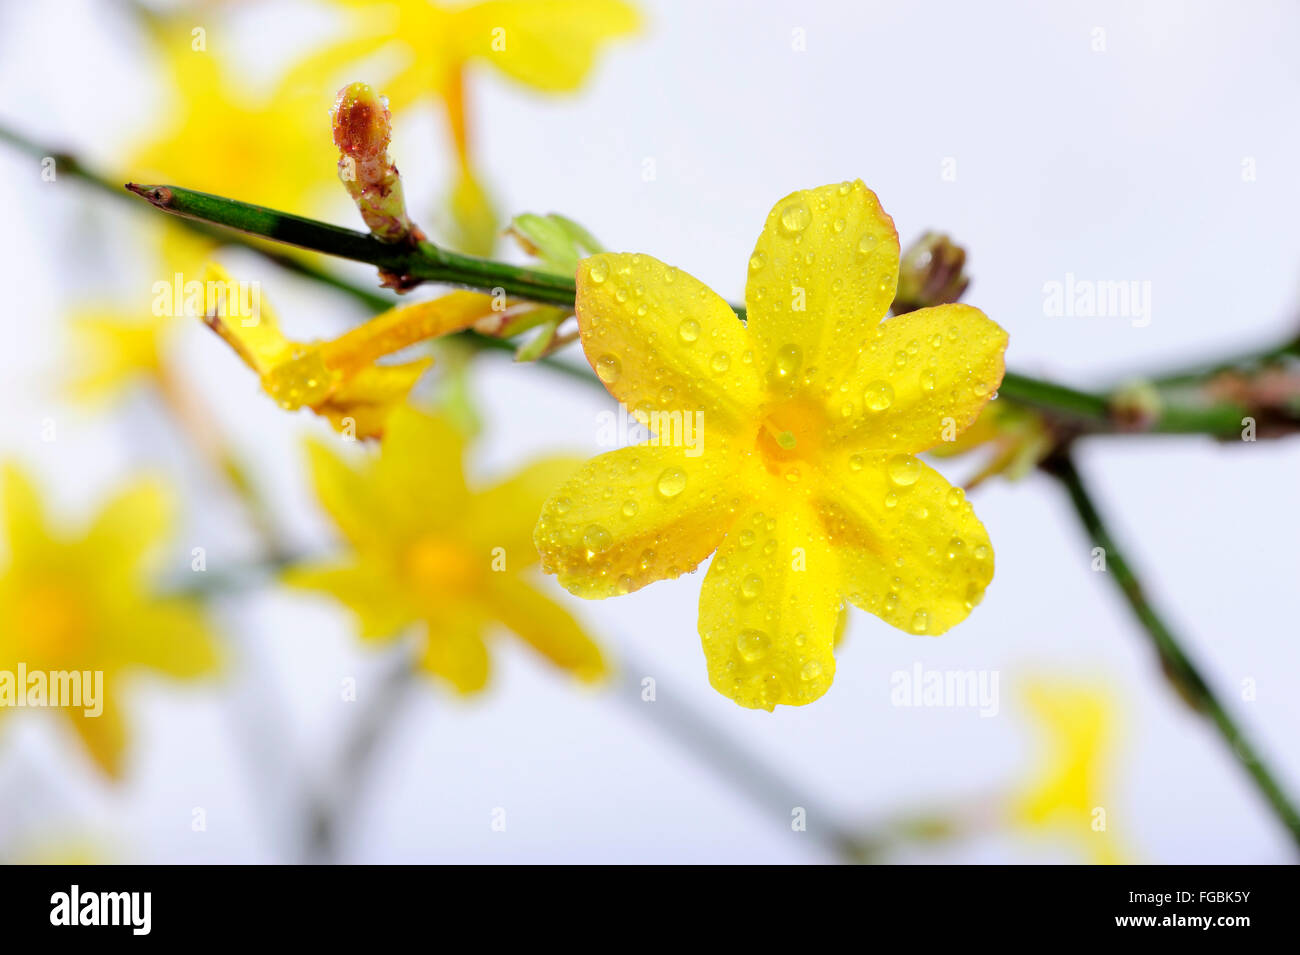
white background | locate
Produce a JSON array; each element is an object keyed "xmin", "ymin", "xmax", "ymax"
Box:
[{"xmin": 0, "ymin": 0, "xmax": 1297, "ymax": 862}]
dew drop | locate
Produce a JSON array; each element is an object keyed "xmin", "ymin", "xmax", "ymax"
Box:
[
  {"xmin": 678, "ymin": 318, "xmax": 701, "ymax": 343},
  {"xmin": 621, "ymin": 499, "xmax": 639, "ymax": 518},
  {"xmin": 740, "ymin": 574, "xmax": 764, "ymax": 601},
  {"xmin": 920, "ymin": 369, "xmax": 936, "ymax": 391},
  {"xmin": 710, "ymin": 351, "xmax": 731, "ymax": 373},
  {"xmin": 748, "ymin": 251, "xmax": 767, "ymax": 272},
  {"xmin": 656, "ymin": 467, "xmax": 687, "ymax": 498},
  {"xmin": 848, "ymin": 454, "xmax": 864, "ymax": 472},
  {"xmin": 583, "ymin": 524, "xmax": 612, "ymax": 555},
  {"xmin": 911, "ymin": 610, "xmax": 930, "ymax": 634},
  {"xmin": 595, "ymin": 354, "xmax": 622, "ymax": 384},
  {"xmin": 864, "ymin": 380, "xmax": 895, "ymax": 411},
  {"xmin": 737, "ymin": 628, "xmax": 771, "ymax": 662},
  {"xmin": 800, "ymin": 660, "xmax": 822, "ymax": 681},
  {"xmin": 587, "ymin": 259, "xmax": 609, "ymax": 283},
  {"xmin": 887, "ymin": 454, "xmax": 923, "ymax": 486},
  {"xmin": 779, "ymin": 201, "xmax": 812, "ymax": 235}
]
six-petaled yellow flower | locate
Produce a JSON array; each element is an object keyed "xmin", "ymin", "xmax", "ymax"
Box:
[
  {"xmin": 1011, "ymin": 678, "xmax": 1130, "ymax": 864},
  {"xmin": 0, "ymin": 467, "xmax": 220, "ymax": 778},
  {"xmin": 288, "ymin": 405, "xmax": 604, "ymax": 692},
  {"xmin": 535, "ymin": 181, "xmax": 1009, "ymax": 709}
]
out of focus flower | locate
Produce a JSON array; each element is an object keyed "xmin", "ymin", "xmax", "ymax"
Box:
[
  {"xmin": 200, "ymin": 265, "xmax": 494, "ymax": 438},
  {"xmin": 65, "ymin": 309, "xmax": 172, "ymax": 405},
  {"xmin": 287, "ymin": 0, "xmax": 641, "ymax": 253},
  {"xmin": 1011, "ymin": 678, "xmax": 1130, "ymax": 864},
  {"xmin": 0, "ymin": 468, "xmax": 219, "ymax": 778},
  {"xmin": 928, "ymin": 401, "xmax": 1052, "ymax": 489},
  {"xmin": 130, "ymin": 22, "xmax": 335, "ymax": 214},
  {"xmin": 287, "ymin": 405, "xmax": 603, "ymax": 692},
  {"xmin": 535, "ymin": 181, "xmax": 1008, "ymax": 709}
]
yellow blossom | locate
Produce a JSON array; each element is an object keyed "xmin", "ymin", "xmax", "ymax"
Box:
[
  {"xmin": 201, "ymin": 264, "xmax": 495, "ymax": 438},
  {"xmin": 534, "ymin": 181, "xmax": 1009, "ymax": 710},
  {"xmin": 1011, "ymin": 678, "xmax": 1130, "ymax": 864},
  {"xmin": 65, "ymin": 308, "xmax": 172, "ymax": 405},
  {"xmin": 287, "ymin": 405, "xmax": 604, "ymax": 692},
  {"xmin": 130, "ymin": 24, "xmax": 335, "ymax": 214},
  {"xmin": 0, "ymin": 467, "xmax": 219, "ymax": 778}
]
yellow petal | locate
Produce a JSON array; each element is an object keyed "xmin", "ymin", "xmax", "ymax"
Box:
[
  {"xmin": 373, "ymin": 406, "xmax": 471, "ymax": 531},
  {"xmin": 446, "ymin": 168, "xmax": 500, "ymax": 257},
  {"xmin": 286, "ymin": 561, "xmax": 416, "ymax": 641},
  {"xmin": 67, "ymin": 697, "xmax": 127, "ymax": 780},
  {"xmin": 321, "ymin": 358, "xmax": 434, "ymax": 439},
  {"xmin": 464, "ymin": 456, "xmax": 584, "ymax": 566},
  {"xmin": 454, "ymin": 0, "xmax": 640, "ymax": 93},
  {"xmin": 576, "ymin": 253, "xmax": 762, "ymax": 434},
  {"xmin": 200, "ymin": 263, "xmax": 291, "ymax": 375},
  {"xmin": 122, "ymin": 599, "xmax": 221, "ymax": 677},
  {"xmin": 817, "ymin": 452, "xmax": 994, "ymax": 636},
  {"xmin": 534, "ymin": 444, "xmax": 745, "ymax": 598},
  {"xmin": 698, "ymin": 498, "xmax": 841, "ymax": 709},
  {"xmin": 66, "ymin": 311, "xmax": 166, "ymax": 404},
  {"xmin": 744, "ymin": 180, "xmax": 900, "ymax": 395},
  {"xmin": 484, "ymin": 576, "xmax": 605, "ymax": 681},
  {"xmin": 831, "ymin": 304, "xmax": 1008, "ymax": 453},
  {"xmin": 2, "ymin": 465, "xmax": 52, "ymax": 567},
  {"xmin": 305, "ymin": 439, "xmax": 380, "ymax": 550},
  {"xmin": 83, "ymin": 478, "xmax": 173, "ymax": 582},
  {"xmin": 419, "ymin": 606, "xmax": 491, "ymax": 693}
]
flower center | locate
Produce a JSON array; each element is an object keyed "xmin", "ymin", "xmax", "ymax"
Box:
[
  {"xmin": 754, "ymin": 396, "xmax": 828, "ymax": 482},
  {"xmin": 13, "ymin": 582, "xmax": 88, "ymax": 663},
  {"xmin": 404, "ymin": 537, "xmax": 481, "ymax": 595}
]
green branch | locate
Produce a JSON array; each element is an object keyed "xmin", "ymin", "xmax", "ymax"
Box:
[
  {"xmin": 124, "ymin": 181, "xmax": 1272, "ymax": 439},
  {"xmin": 1043, "ymin": 451, "xmax": 1300, "ymax": 850}
]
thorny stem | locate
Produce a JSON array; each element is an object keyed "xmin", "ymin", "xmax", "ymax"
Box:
[
  {"xmin": 122, "ymin": 181, "xmax": 1292, "ymax": 439},
  {"xmin": 1042, "ymin": 451, "xmax": 1300, "ymax": 851}
]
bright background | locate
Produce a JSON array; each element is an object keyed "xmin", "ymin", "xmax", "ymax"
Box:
[{"xmin": 0, "ymin": 0, "xmax": 1297, "ymax": 863}]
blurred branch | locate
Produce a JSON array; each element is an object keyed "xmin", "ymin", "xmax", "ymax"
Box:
[
  {"xmin": 1042, "ymin": 451, "xmax": 1300, "ymax": 850},
  {"xmin": 305, "ymin": 646, "xmax": 420, "ymax": 863}
]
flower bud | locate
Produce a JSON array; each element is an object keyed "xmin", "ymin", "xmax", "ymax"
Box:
[
  {"xmin": 331, "ymin": 82, "xmax": 419, "ymax": 244},
  {"xmin": 893, "ymin": 232, "xmax": 970, "ymax": 314}
]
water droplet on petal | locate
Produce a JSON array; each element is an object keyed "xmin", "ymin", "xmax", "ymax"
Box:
[
  {"xmin": 710, "ymin": 351, "xmax": 731, "ymax": 373},
  {"xmin": 864, "ymin": 380, "xmax": 894, "ymax": 411},
  {"xmin": 678, "ymin": 319, "xmax": 700, "ymax": 343},
  {"xmin": 887, "ymin": 454, "xmax": 923, "ymax": 486},
  {"xmin": 583, "ymin": 524, "xmax": 612, "ymax": 555},
  {"xmin": 588, "ymin": 260, "xmax": 609, "ymax": 283},
  {"xmin": 737, "ymin": 628, "xmax": 770, "ymax": 662},
  {"xmin": 595, "ymin": 354, "xmax": 621, "ymax": 384},
  {"xmin": 740, "ymin": 574, "xmax": 763, "ymax": 601},
  {"xmin": 911, "ymin": 609, "xmax": 930, "ymax": 634},
  {"xmin": 656, "ymin": 467, "xmax": 687, "ymax": 498},
  {"xmin": 779, "ymin": 201, "xmax": 812, "ymax": 234}
]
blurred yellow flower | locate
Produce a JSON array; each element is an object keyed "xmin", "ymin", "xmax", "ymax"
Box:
[
  {"xmin": 201, "ymin": 265, "xmax": 494, "ymax": 438},
  {"xmin": 928, "ymin": 401, "xmax": 1052, "ymax": 489},
  {"xmin": 0, "ymin": 467, "xmax": 219, "ymax": 778},
  {"xmin": 130, "ymin": 23, "xmax": 335, "ymax": 214},
  {"xmin": 288, "ymin": 406, "xmax": 604, "ymax": 692},
  {"xmin": 287, "ymin": 0, "xmax": 640, "ymax": 253},
  {"xmin": 535, "ymin": 181, "xmax": 1008, "ymax": 710},
  {"xmin": 66, "ymin": 309, "xmax": 172, "ymax": 405},
  {"xmin": 1012, "ymin": 678, "xmax": 1130, "ymax": 864}
]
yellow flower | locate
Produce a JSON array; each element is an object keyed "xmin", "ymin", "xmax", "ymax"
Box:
[
  {"xmin": 287, "ymin": 406, "xmax": 604, "ymax": 692},
  {"xmin": 65, "ymin": 308, "xmax": 172, "ymax": 405},
  {"xmin": 201, "ymin": 264, "xmax": 495, "ymax": 438},
  {"xmin": 130, "ymin": 23, "xmax": 335, "ymax": 214},
  {"xmin": 535, "ymin": 181, "xmax": 1008, "ymax": 710},
  {"xmin": 286, "ymin": 0, "xmax": 640, "ymax": 253},
  {"xmin": 0, "ymin": 467, "xmax": 219, "ymax": 778},
  {"xmin": 1012, "ymin": 678, "xmax": 1130, "ymax": 864}
]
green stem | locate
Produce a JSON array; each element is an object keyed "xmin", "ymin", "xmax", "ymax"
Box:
[
  {"xmin": 1043, "ymin": 451, "xmax": 1300, "ymax": 851},
  {"xmin": 123, "ymin": 182, "xmax": 1275, "ymax": 439}
]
